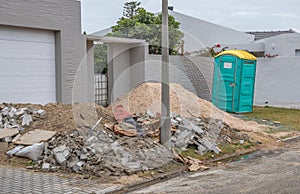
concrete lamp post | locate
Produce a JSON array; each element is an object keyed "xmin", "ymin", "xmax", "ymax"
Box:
[{"xmin": 160, "ymin": 0, "xmax": 171, "ymax": 147}]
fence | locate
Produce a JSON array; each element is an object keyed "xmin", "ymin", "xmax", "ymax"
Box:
[{"xmin": 94, "ymin": 74, "xmax": 108, "ymax": 106}]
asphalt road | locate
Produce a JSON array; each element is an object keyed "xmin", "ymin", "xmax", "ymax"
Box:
[{"xmin": 132, "ymin": 141, "xmax": 300, "ymax": 194}]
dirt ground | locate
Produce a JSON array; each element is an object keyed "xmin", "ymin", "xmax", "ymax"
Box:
[{"xmin": 0, "ymin": 83, "xmax": 286, "ymax": 172}]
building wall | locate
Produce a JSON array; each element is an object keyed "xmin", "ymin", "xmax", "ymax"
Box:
[
  {"xmin": 254, "ymin": 57, "xmax": 300, "ymax": 108},
  {"xmin": 0, "ymin": 0, "xmax": 92, "ymax": 104},
  {"xmin": 145, "ymin": 55, "xmax": 214, "ymax": 99},
  {"xmin": 107, "ymin": 43, "xmax": 146, "ymax": 103},
  {"xmin": 261, "ymin": 33, "xmax": 300, "ymax": 57}
]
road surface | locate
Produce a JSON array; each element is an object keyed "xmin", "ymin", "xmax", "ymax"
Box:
[{"xmin": 132, "ymin": 141, "xmax": 300, "ymax": 194}]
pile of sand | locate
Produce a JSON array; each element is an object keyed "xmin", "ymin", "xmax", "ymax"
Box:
[{"xmin": 112, "ymin": 83, "xmax": 265, "ymax": 132}]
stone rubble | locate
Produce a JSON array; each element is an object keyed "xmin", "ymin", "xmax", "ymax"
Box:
[
  {"xmin": 2, "ymin": 103, "xmax": 251, "ymax": 177},
  {"xmin": 35, "ymin": 129, "xmax": 173, "ymax": 177},
  {"xmin": 1, "ymin": 105, "xmax": 46, "ymax": 160}
]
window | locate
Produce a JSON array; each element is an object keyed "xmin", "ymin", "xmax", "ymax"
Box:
[{"xmin": 295, "ymin": 49, "xmax": 300, "ymax": 57}]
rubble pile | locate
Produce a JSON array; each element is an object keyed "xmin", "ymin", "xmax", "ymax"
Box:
[
  {"xmin": 36, "ymin": 129, "xmax": 173, "ymax": 177},
  {"xmin": 112, "ymin": 83, "xmax": 264, "ymax": 132},
  {"xmin": 1, "ymin": 83, "xmax": 260, "ymax": 177},
  {"xmin": 0, "ymin": 104, "xmax": 45, "ymax": 144},
  {"xmin": 171, "ymin": 116, "xmax": 249, "ymax": 155}
]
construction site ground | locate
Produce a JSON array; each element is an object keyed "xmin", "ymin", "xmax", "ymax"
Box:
[{"xmin": 1, "ymin": 83, "xmax": 299, "ymax": 192}]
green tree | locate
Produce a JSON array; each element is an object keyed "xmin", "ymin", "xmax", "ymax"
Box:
[
  {"xmin": 108, "ymin": 1, "xmax": 184, "ymax": 55},
  {"xmin": 94, "ymin": 44, "xmax": 107, "ymax": 74},
  {"xmin": 123, "ymin": 1, "xmax": 141, "ymax": 18}
]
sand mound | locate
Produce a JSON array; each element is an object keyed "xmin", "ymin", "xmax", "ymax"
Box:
[{"xmin": 112, "ymin": 83, "xmax": 265, "ymax": 132}]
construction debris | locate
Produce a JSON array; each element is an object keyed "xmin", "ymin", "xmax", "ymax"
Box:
[
  {"xmin": 14, "ymin": 129, "xmax": 57, "ymax": 145},
  {"xmin": 1, "ymin": 83, "xmax": 260, "ymax": 177}
]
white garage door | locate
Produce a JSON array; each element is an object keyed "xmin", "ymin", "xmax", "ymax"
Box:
[{"xmin": 0, "ymin": 26, "xmax": 56, "ymax": 104}]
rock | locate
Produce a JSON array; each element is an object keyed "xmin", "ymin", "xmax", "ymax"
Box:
[
  {"xmin": 14, "ymin": 143, "xmax": 44, "ymax": 161},
  {"xmin": 42, "ymin": 163, "xmax": 50, "ymax": 172},
  {"xmin": 62, "ymin": 149, "xmax": 70, "ymax": 159},
  {"xmin": 183, "ymin": 119, "xmax": 204, "ymax": 134},
  {"xmin": 137, "ymin": 118, "xmax": 144, "ymax": 123},
  {"xmin": 86, "ymin": 136, "xmax": 98, "ymax": 145},
  {"xmin": 4, "ymin": 136, "xmax": 12, "ymax": 143},
  {"xmin": 80, "ymin": 154, "xmax": 88, "ymax": 160},
  {"xmin": 199, "ymin": 138, "xmax": 221, "ymax": 154},
  {"xmin": 171, "ymin": 119, "xmax": 179, "ymax": 126},
  {"xmin": 53, "ymin": 145, "xmax": 70, "ymax": 165},
  {"xmin": 148, "ymin": 119, "xmax": 160, "ymax": 131},
  {"xmin": 72, "ymin": 161, "xmax": 85, "ymax": 173},
  {"xmin": 15, "ymin": 109, "xmax": 25, "ymax": 116},
  {"xmin": 54, "ymin": 152, "xmax": 67, "ymax": 165},
  {"xmin": 68, "ymin": 158, "xmax": 80, "ymax": 168},
  {"xmin": 53, "ymin": 145, "xmax": 68, "ymax": 153},
  {"xmin": 175, "ymin": 117, "xmax": 183, "ymax": 123},
  {"xmin": 37, "ymin": 109, "xmax": 45, "ymax": 116},
  {"xmin": 2, "ymin": 107, "xmax": 9, "ymax": 116},
  {"xmin": 146, "ymin": 109, "xmax": 155, "ymax": 118},
  {"xmin": 171, "ymin": 136, "xmax": 177, "ymax": 143},
  {"xmin": 50, "ymin": 166, "xmax": 58, "ymax": 172},
  {"xmin": 8, "ymin": 107, "xmax": 17, "ymax": 118},
  {"xmin": 6, "ymin": 145, "xmax": 25, "ymax": 156},
  {"xmin": 21, "ymin": 114, "xmax": 33, "ymax": 126},
  {"xmin": 175, "ymin": 130, "xmax": 194, "ymax": 148},
  {"xmin": 239, "ymin": 140, "xmax": 245, "ymax": 145}
]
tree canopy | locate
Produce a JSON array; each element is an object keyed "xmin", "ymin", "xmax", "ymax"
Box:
[{"xmin": 107, "ymin": 1, "xmax": 184, "ymax": 55}]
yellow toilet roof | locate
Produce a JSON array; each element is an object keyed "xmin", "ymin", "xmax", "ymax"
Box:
[{"xmin": 215, "ymin": 50, "xmax": 257, "ymax": 60}]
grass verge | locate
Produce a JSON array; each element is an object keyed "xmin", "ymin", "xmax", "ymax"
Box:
[{"xmin": 244, "ymin": 106, "xmax": 300, "ymax": 132}]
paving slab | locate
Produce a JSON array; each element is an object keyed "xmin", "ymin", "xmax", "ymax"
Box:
[
  {"xmin": 14, "ymin": 129, "xmax": 57, "ymax": 145},
  {"xmin": 0, "ymin": 128, "xmax": 19, "ymax": 139},
  {"xmin": 0, "ymin": 166, "xmax": 120, "ymax": 194}
]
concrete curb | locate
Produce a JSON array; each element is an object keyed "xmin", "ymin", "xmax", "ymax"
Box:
[
  {"xmin": 280, "ymin": 135, "xmax": 300, "ymax": 143},
  {"xmin": 107, "ymin": 166, "xmax": 186, "ymax": 194},
  {"xmin": 107, "ymin": 148, "xmax": 259, "ymax": 193}
]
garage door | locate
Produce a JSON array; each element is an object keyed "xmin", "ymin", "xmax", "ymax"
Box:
[{"xmin": 0, "ymin": 26, "xmax": 56, "ymax": 104}]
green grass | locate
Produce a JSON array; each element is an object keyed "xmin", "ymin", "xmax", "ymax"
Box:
[
  {"xmin": 244, "ymin": 106, "xmax": 300, "ymax": 131},
  {"xmin": 181, "ymin": 141, "xmax": 255, "ymax": 161}
]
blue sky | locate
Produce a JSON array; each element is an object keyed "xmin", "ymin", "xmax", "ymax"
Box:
[{"xmin": 81, "ymin": 0, "xmax": 300, "ymax": 33}]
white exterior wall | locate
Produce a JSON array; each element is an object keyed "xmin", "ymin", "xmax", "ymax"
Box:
[
  {"xmin": 254, "ymin": 57, "xmax": 300, "ymax": 108},
  {"xmin": 260, "ymin": 33, "xmax": 300, "ymax": 57}
]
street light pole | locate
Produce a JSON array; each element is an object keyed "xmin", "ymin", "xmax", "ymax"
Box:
[{"xmin": 160, "ymin": 0, "xmax": 171, "ymax": 147}]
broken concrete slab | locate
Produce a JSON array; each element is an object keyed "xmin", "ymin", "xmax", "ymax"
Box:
[
  {"xmin": 199, "ymin": 138, "xmax": 222, "ymax": 154},
  {"xmin": 14, "ymin": 142, "xmax": 44, "ymax": 161},
  {"xmin": 53, "ymin": 145, "xmax": 68, "ymax": 154},
  {"xmin": 14, "ymin": 129, "xmax": 57, "ymax": 145},
  {"xmin": 182, "ymin": 119, "xmax": 204, "ymax": 134},
  {"xmin": 8, "ymin": 107, "xmax": 17, "ymax": 118},
  {"xmin": 54, "ymin": 152, "xmax": 67, "ymax": 165},
  {"xmin": 175, "ymin": 130, "xmax": 194, "ymax": 148},
  {"xmin": 37, "ymin": 109, "xmax": 45, "ymax": 116},
  {"xmin": 4, "ymin": 136, "xmax": 12, "ymax": 143},
  {"xmin": 72, "ymin": 161, "xmax": 85, "ymax": 173},
  {"xmin": 0, "ymin": 128, "xmax": 19, "ymax": 139},
  {"xmin": 6, "ymin": 145, "xmax": 25, "ymax": 156},
  {"xmin": 21, "ymin": 114, "xmax": 33, "ymax": 126},
  {"xmin": 0, "ymin": 142, "xmax": 8, "ymax": 153},
  {"xmin": 42, "ymin": 163, "xmax": 50, "ymax": 172}
]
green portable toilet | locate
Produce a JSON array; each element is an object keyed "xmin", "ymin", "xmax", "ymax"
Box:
[{"xmin": 212, "ymin": 50, "xmax": 257, "ymax": 113}]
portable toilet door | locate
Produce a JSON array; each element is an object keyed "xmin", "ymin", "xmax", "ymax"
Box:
[{"xmin": 212, "ymin": 50, "xmax": 257, "ymax": 113}]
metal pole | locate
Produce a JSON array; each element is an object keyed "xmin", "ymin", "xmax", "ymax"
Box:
[{"xmin": 160, "ymin": 0, "xmax": 171, "ymax": 147}]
